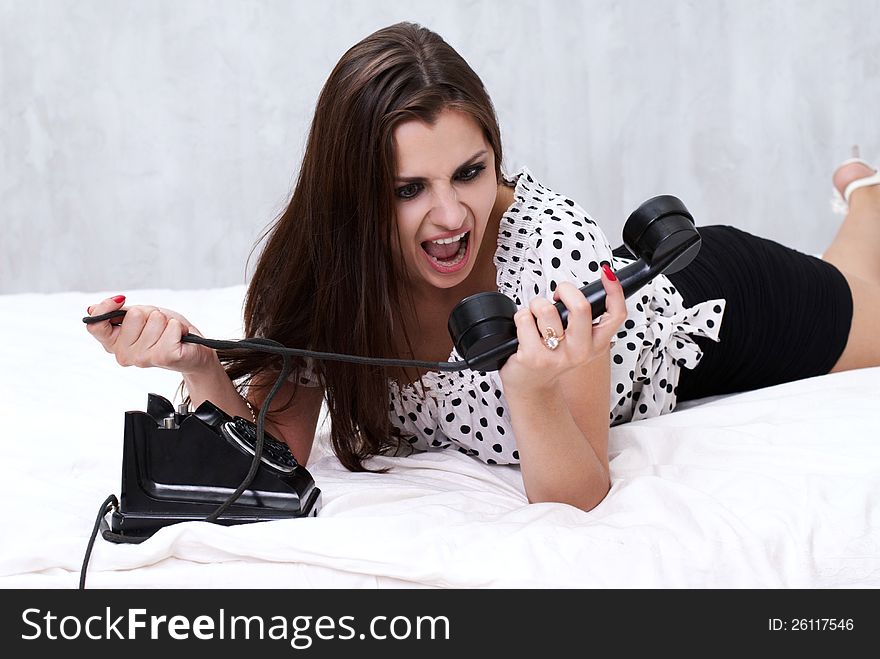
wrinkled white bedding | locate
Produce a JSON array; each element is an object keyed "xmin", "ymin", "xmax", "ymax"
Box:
[{"xmin": 1, "ymin": 286, "xmax": 878, "ymax": 588}]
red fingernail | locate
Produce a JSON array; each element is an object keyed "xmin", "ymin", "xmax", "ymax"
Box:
[
  {"xmin": 602, "ymin": 264, "xmax": 617, "ymax": 281},
  {"xmin": 112, "ymin": 295, "xmax": 126, "ymax": 304}
]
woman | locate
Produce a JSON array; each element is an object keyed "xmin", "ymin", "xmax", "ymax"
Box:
[{"xmin": 85, "ymin": 22, "xmax": 880, "ymax": 512}]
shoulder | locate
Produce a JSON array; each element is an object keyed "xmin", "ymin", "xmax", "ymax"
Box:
[
  {"xmin": 500, "ymin": 166, "xmax": 606, "ymax": 250},
  {"xmin": 497, "ymin": 166, "xmax": 616, "ymax": 300},
  {"xmin": 503, "ymin": 166, "xmax": 593, "ymax": 217}
]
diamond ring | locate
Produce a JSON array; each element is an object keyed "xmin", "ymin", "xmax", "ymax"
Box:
[{"xmin": 542, "ymin": 327, "xmax": 565, "ymax": 350}]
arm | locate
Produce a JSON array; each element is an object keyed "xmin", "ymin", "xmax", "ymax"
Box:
[
  {"xmin": 183, "ymin": 353, "xmax": 323, "ymax": 466},
  {"xmin": 500, "ymin": 267, "xmax": 624, "ymax": 512},
  {"xmin": 559, "ymin": 344, "xmax": 611, "ymax": 483},
  {"xmin": 82, "ymin": 295, "xmax": 324, "ymax": 466},
  {"xmin": 505, "ymin": 348, "xmax": 611, "ymax": 512}
]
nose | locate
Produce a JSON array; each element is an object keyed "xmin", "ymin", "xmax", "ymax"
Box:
[{"xmin": 430, "ymin": 183, "xmax": 467, "ymax": 230}]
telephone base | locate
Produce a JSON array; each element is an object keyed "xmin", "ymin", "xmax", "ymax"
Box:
[
  {"xmin": 107, "ymin": 393, "xmax": 321, "ymax": 541},
  {"xmin": 109, "ymin": 487, "xmax": 321, "ymax": 537}
]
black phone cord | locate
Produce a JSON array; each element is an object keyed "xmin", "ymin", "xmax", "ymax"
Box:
[{"xmin": 79, "ymin": 313, "xmax": 471, "ymax": 589}]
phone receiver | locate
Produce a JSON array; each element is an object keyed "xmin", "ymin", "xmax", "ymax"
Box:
[{"xmin": 447, "ymin": 195, "xmax": 701, "ymax": 372}]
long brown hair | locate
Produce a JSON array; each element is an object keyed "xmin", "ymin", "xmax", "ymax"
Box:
[{"xmin": 188, "ymin": 22, "xmax": 503, "ymax": 472}]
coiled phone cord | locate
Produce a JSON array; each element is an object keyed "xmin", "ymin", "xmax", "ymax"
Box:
[{"xmin": 79, "ymin": 309, "xmax": 472, "ymax": 588}]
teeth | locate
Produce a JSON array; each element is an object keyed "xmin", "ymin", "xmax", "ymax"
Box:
[
  {"xmin": 428, "ymin": 239, "xmax": 467, "ymax": 266},
  {"xmin": 430, "ymin": 231, "xmax": 468, "ymax": 245}
]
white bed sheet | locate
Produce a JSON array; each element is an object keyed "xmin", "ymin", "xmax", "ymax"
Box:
[{"xmin": 1, "ymin": 286, "xmax": 878, "ymax": 588}]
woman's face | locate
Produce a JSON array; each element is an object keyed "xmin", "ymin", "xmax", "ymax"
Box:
[{"xmin": 391, "ymin": 108, "xmax": 498, "ymax": 297}]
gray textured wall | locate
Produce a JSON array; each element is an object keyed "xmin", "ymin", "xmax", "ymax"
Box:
[{"xmin": 2, "ymin": 0, "xmax": 879, "ymax": 294}]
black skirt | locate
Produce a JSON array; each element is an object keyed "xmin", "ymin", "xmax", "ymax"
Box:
[{"xmin": 631, "ymin": 225, "xmax": 853, "ymax": 403}]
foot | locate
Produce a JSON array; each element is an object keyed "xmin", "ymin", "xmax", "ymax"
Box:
[{"xmin": 833, "ymin": 160, "xmax": 878, "ymax": 201}]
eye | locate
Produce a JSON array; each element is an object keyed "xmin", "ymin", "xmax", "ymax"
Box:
[
  {"xmin": 395, "ymin": 183, "xmax": 422, "ymax": 200},
  {"xmin": 457, "ymin": 164, "xmax": 486, "ymax": 181}
]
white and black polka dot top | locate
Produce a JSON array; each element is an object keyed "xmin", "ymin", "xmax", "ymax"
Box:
[{"xmin": 297, "ymin": 166, "xmax": 726, "ymax": 465}]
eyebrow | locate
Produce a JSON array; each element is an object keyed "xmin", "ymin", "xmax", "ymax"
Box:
[{"xmin": 395, "ymin": 150, "xmax": 488, "ymax": 183}]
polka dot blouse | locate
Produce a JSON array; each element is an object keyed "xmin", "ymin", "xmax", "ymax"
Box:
[{"xmin": 296, "ymin": 166, "xmax": 726, "ymax": 465}]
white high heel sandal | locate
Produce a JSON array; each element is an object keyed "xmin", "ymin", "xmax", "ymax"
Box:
[{"xmin": 831, "ymin": 145, "xmax": 880, "ymax": 215}]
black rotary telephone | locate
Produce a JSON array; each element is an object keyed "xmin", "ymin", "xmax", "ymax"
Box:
[
  {"xmin": 107, "ymin": 393, "xmax": 321, "ymax": 539},
  {"xmin": 80, "ymin": 194, "xmax": 699, "ymax": 568}
]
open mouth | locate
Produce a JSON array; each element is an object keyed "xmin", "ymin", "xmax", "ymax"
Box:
[{"xmin": 421, "ymin": 231, "xmax": 469, "ymax": 268}]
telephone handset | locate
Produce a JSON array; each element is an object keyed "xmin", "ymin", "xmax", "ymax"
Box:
[{"xmin": 448, "ymin": 195, "xmax": 700, "ymax": 371}]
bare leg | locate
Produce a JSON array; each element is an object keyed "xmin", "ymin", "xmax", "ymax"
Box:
[
  {"xmin": 827, "ymin": 271, "xmax": 880, "ymax": 373},
  {"xmin": 821, "ymin": 164, "xmax": 880, "ymax": 284},
  {"xmin": 820, "ymin": 176, "xmax": 880, "ymax": 373}
]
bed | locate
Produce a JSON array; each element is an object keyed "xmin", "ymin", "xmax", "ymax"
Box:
[{"xmin": 1, "ymin": 285, "xmax": 878, "ymax": 589}]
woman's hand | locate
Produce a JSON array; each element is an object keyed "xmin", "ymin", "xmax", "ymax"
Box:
[
  {"xmin": 84, "ymin": 294, "xmax": 217, "ymax": 375},
  {"xmin": 499, "ymin": 265, "xmax": 627, "ymax": 394}
]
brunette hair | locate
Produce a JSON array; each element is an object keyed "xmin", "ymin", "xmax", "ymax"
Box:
[{"xmin": 185, "ymin": 22, "xmax": 503, "ymax": 472}]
